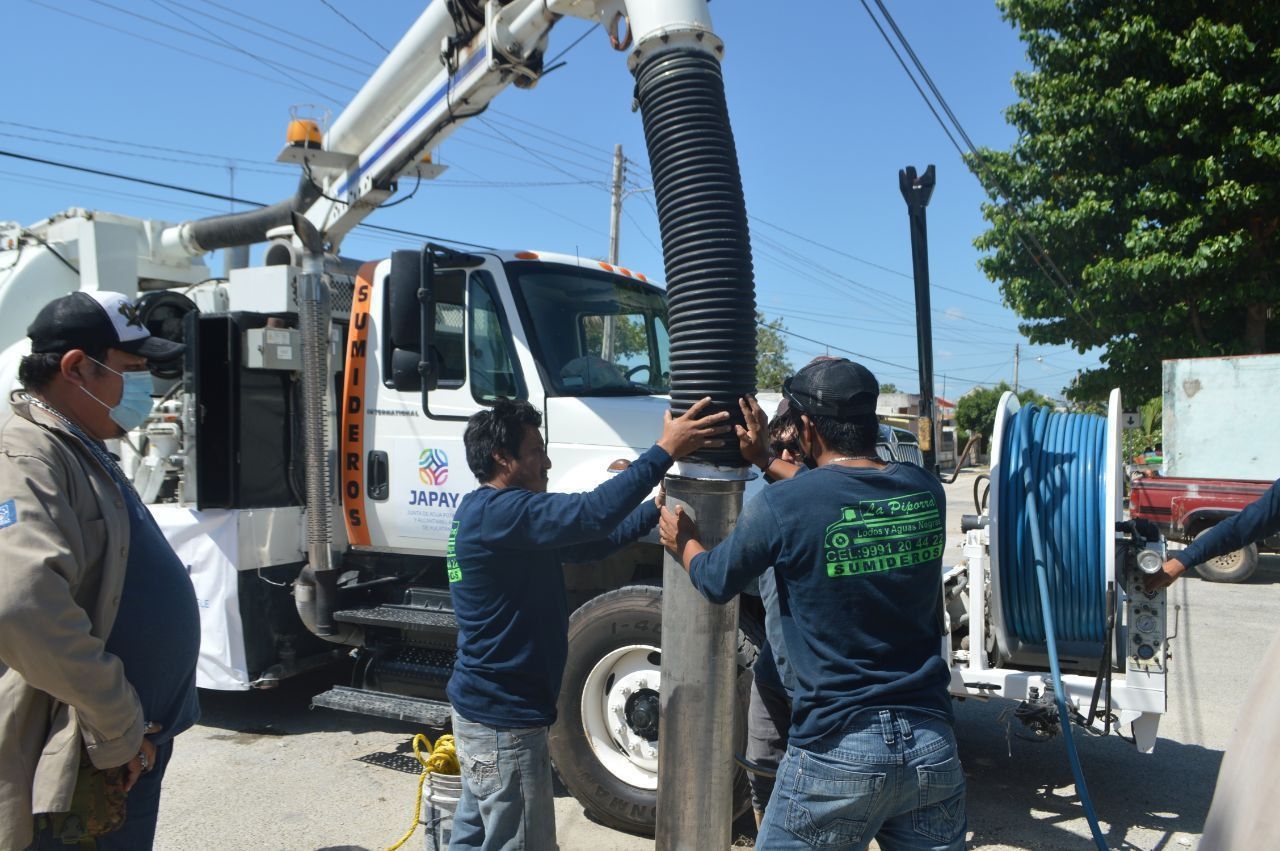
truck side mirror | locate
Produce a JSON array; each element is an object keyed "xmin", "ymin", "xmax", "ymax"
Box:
[{"xmin": 384, "ymin": 249, "xmax": 437, "ymax": 392}]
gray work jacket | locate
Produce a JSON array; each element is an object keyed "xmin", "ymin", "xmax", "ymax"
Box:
[{"xmin": 0, "ymin": 395, "xmax": 144, "ymax": 851}]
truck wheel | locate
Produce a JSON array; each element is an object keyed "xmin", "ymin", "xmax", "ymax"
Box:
[
  {"xmin": 549, "ymin": 584, "xmax": 758, "ymax": 836},
  {"xmin": 1191, "ymin": 532, "xmax": 1259, "ymax": 583}
]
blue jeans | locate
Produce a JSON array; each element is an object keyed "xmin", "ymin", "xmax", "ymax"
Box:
[
  {"xmin": 29, "ymin": 740, "xmax": 174, "ymax": 850},
  {"xmin": 448, "ymin": 710, "xmax": 557, "ymax": 851},
  {"xmin": 757, "ymin": 709, "xmax": 966, "ymax": 851}
]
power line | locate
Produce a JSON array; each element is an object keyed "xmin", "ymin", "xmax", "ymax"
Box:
[
  {"xmin": 749, "ymin": 214, "xmax": 1008, "ymax": 309},
  {"xmin": 0, "ymin": 121, "xmax": 288, "ymax": 172},
  {"xmin": 0, "ymin": 147, "xmax": 496, "ymax": 250},
  {"xmin": 157, "ymin": 0, "xmax": 376, "ymax": 80},
  {"xmin": 859, "ymin": 0, "xmax": 1091, "ymax": 323},
  {"xmin": 137, "ymin": 0, "xmax": 351, "ymax": 101},
  {"xmin": 192, "ymin": 0, "xmax": 378, "ymax": 70},
  {"xmin": 318, "ymin": 0, "xmax": 389, "ymax": 53},
  {"xmin": 23, "ymin": 0, "xmax": 333, "ymax": 99}
]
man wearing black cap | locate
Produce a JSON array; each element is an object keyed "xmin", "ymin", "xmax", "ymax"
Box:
[
  {"xmin": 661, "ymin": 357, "xmax": 965, "ymax": 851},
  {"xmin": 0, "ymin": 291, "xmax": 199, "ymax": 850}
]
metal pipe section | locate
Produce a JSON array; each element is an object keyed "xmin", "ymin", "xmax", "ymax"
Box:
[
  {"xmin": 656, "ymin": 475, "xmax": 742, "ymax": 851},
  {"xmin": 630, "ymin": 7, "xmax": 754, "ymax": 843},
  {"xmin": 292, "ymin": 214, "xmax": 339, "ymax": 634}
]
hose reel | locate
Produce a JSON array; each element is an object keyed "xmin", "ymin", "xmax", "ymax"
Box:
[{"xmin": 988, "ymin": 389, "xmax": 1123, "ymax": 671}]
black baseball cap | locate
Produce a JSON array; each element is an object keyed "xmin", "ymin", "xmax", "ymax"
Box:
[
  {"xmin": 782, "ymin": 357, "xmax": 879, "ymax": 419},
  {"xmin": 28, "ymin": 291, "xmax": 185, "ymax": 361}
]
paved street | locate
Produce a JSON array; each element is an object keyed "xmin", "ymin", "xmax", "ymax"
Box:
[{"xmin": 153, "ymin": 468, "xmax": 1276, "ymax": 850}]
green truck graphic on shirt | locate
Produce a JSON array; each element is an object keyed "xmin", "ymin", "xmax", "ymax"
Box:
[{"xmin": 823, "ymin": 491, "xmax": 944, "ymax": 578}]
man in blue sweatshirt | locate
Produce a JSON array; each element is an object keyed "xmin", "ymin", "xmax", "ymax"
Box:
[
  {"xmin": 446, "ymin": 396, "xmax": 729, "ymax": 851},
  {"xmin": 661, "ymin": 358, "xmax": 965, "ymax": 851}
]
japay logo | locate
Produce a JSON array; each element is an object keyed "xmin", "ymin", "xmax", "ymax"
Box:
[{"xmin": 418, "ymin": 448, "xmax": 449, "ymax": 486}]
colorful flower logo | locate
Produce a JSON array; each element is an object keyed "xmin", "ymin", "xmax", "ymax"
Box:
[{"xmin": 418, "ymin": 448, "xmax": 449, "ymax": 486}]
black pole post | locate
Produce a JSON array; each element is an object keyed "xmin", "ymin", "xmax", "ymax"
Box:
[{"xmin": 900, "ymin": 165, "xmax": 938, "ymax": 475}]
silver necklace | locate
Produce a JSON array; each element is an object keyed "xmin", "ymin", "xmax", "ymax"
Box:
[{"xmin": 826, "ymin": 454, "xmax": 881, "ymax": 465}]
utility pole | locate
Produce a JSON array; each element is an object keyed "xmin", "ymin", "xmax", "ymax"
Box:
[
  {"xmin": 1013, "ymin": 343, "xmax": 1021, "ymax": 394},
  {"xmin": 608, "ymin": 143, "xmax": 625, "ymax": 265},
  {"xmin": 603, "ymin": 144, "xmax": 625, "ymax": 360},
  {"xmin": 900, "ymin": 164, "xmax": 937, "ymax": 474}
]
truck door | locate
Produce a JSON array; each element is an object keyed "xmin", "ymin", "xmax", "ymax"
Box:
[{"xmin": 344, "ymin": 259, "xmax": 537, "ymax": 556}]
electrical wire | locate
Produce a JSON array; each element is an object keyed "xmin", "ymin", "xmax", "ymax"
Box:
[
  {"xmin": 318, "ymin": 0, "xmax": 389, "ymax": 53},
  {"xmin": 140, "ymin": 0, "xmax": 353, "ymax": 101},
  {"xmin": 23, "ymin": 0, "xmax": 329, "ymax": 98},
  {"xmin": 858, "ymin": 0, "xmax": 1093, "ymax": 325},
  {"xmin": 0, "ymin": 147, "xmax": 497, "ymax": 251}
]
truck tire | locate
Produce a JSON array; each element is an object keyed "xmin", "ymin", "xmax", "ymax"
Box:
[
  {"xmin": 1190, "ymin": 530, "xmax": 1259, "ymax": 583},
  {"xmin": 548, "ymin": 584, "xmax": 759, "ymax": 836}
]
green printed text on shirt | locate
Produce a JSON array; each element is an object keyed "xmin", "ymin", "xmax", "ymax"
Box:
[
  {"xmin": 822, "ymin": 491, "xmax": 943, "ymax": 577},
  {"xmin": 446, "ymin": 521, "xmax": 462, "ymax": 583}
]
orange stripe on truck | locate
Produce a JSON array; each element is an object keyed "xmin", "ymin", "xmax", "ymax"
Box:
[{"xmin": 340, "ymin": 262, "xmax": 377, "ymax": 547}]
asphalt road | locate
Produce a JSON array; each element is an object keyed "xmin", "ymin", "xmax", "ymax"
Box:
[{"xmin": 152, "ymin": 469, "xmax": 1277, "ymax": 850}]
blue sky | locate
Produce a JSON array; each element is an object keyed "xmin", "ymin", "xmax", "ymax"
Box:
[{"xmin": 5, "ymin": 0, "xmax": 1101, "ymax": 399}]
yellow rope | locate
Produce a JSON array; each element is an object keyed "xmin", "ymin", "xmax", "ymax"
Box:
[{"xmin": 384, "ymin": 734, "xmax": 461, "ymax": 851}]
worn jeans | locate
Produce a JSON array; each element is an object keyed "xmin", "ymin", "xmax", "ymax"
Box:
[
  {"xmin": 757, "ymin": 709, "xmax": 966, "ymax": 851},
  {"xmin": 448, "ymin": 710, "xmax": 558, "ymax": 851}
]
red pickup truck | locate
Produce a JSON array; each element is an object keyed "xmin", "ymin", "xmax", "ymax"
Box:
[{"xmin": 1129, "ymin": 475, "xmax": 1278, "ymax": 582}]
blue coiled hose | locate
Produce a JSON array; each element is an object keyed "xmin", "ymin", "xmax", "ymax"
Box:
[
  {"xmin": 998, "ymin": 405, "xmax": 1107, "ymax": 645},
  {"xmin": 997, "ymin": 404, "xmax": 1110, "ymax": 850}
]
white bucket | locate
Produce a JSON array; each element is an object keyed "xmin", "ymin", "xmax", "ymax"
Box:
[{"xmin": 421, "ymin": 773, "xmax": 461, "ymax": 851}]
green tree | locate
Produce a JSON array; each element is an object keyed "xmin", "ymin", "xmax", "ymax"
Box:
[
  {"xmin": 879, "ymin": 382, "xmax": 900, "ymax": 394},
  {"xmin": 756, "ymin": 311, "xmax": 792, "ymax": 391},
  {"xmin": 973, "ymin": 1, "xmax": 1280, "ymax": 402},
  {"xmin": 1122, "ymin": 395, "xmax": 1164, "ymax": 460},
  {"xmin": 955, "ymin": 382, "xmax": 1051, "ymax": 450}
]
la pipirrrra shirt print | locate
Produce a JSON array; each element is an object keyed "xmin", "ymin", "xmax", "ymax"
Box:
[{"xmin": 823, "ymin": 491, "xmax": 943, "ymax": 577}]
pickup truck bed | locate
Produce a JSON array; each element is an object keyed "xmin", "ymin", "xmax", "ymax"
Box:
[{"xmin": 1129, "ymin": 475, "xmax": 1277, "ymax": 582}]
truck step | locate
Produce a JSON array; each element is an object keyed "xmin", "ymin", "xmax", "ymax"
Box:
[
  {"xmin": 311, "ymin": 685, "xmax": 453, "ymax": 728},
  {"xmin": 332, "ymin": 604, "xmax": 457, "ymax": 632}
]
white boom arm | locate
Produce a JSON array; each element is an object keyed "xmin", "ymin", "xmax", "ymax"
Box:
[{"xmin": 292, "ymin": 0, "xmax": 719, "ymax": 248}]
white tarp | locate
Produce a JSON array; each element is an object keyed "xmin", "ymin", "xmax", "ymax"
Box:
[{"xmin": 149, "ymin": 505, "xmax": 250, "ymax": 690}]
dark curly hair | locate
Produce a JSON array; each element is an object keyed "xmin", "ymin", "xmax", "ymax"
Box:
[{"xmin": 464, "ymin": 399, "xmax": 543, "ymax": 482}]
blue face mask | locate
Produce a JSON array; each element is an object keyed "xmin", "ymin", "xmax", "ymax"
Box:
[{"xmin": 82, "ymin": 357, "xmax": 155, "ymax": 431}]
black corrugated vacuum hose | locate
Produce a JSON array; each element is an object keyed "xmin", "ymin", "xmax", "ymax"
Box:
[{"xmin": 635, "ymin": 48, "xmax": 757, "ymax": 467}]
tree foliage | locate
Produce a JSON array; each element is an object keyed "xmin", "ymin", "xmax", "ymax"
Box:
[
  {"xmin": 955, "ymin": 382, "xmax": 1051, "ymax": 450},
  {"xmin": 879, "ymin": 382, "xmax": 900, "ymax": 394},
  {"xmin": 973, "ymin": 1, "xmax": 1280, "ymax": 402},
  {"xmin": 1122, "ymin": 395, "xmax": 1164, "ymax": 459},
  {"xmin": 756, "ymin": 311, "xmax": 793, "ymax": 391}
]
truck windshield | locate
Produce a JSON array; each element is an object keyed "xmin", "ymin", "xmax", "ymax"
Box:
[{"xmin": 506, "ymin": 261, "xmax": 670, "ymax": 397}]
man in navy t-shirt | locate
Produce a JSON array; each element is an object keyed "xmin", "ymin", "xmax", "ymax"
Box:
[
  {"xmin": 661, "ymin": 358, "xmax": 966, "ymax": 851},
  {"xmin": 446, "ymin": 396, "xmax": 728, "ymax": 850}
]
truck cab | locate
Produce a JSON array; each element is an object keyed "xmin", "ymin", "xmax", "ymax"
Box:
[{"xmin": 346, "ymin": 247, "xmax": 673, "ymax": 557}]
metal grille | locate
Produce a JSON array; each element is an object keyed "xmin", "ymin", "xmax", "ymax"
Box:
[{"xmin": 328, "ymin": 277, "xmax": 355, "ymax": 317}]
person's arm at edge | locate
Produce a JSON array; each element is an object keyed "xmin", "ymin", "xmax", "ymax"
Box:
[
  {"xmin": 1146, "ymin": 476, "xmax": 1280, "ymax": 591},
  {"xmin": 485, "ymin": 397, "xmax": 730, "ymax": 549},
  {"xmin": 562, "ymin": 494, "xmax": 661, "ymax": 564}
]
